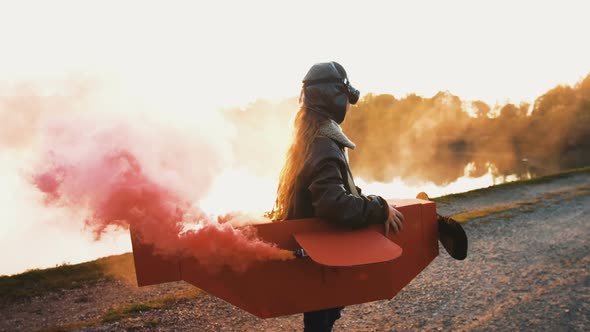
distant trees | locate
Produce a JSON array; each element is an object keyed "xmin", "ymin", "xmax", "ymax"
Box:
[
  {"xmin": 342, "ymin": 74, "xmax": 590, "ymax": 183},
  {"xmin": 223, "ymin": 74, "xmax": 590, "ymax": 184}
]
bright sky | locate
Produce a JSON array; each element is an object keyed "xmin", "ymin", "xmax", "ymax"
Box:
[
  {"xmin": 1, "ymin": 0, "xmax": 589, "ymax": 275},
  {"xmin": 1, "ymin": 0, "xmax": 588, "ymax": 110}
]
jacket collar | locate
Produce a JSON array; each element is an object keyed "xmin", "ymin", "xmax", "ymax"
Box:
[{"xmin": 317, "ymin": 119, "xmax": 356, "ymax": 150}]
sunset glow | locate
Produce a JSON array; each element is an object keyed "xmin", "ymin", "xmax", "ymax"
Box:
[{"xmin": 1, "ymin": 0, "xmax": 589, "ymax": 275}]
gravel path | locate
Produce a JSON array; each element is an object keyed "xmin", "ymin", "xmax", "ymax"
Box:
[{"xmin": 2, "ymin": 172, "xmax": 589, "ymax": 332}]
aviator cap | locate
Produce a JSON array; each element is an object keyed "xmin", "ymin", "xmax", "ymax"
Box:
[{"xmin": 301, "ymin": 61, "xmax": 360, "ymax": 124}]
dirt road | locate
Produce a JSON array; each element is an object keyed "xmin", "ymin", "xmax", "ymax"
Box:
[
  {"xmin": 248, "ymin": 172, "xmax": 590, "ymax": 331},
  {"xmin": 348, "ymin": 173, "xmax": 590, "ymax": 332},
  {"xmin": 3, "ymin": 172, "xmax": 589, "ymax": 331}
]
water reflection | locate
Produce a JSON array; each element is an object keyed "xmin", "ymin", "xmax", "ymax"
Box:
[
  {"xmin": 199, "ymin": 163, "xmax": 529, "ymax": 217},
  {"xmin": 355, "ymin": 163, "xmax": 525, "ymax": 200}
]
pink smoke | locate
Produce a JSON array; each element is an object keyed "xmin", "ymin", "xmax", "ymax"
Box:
[{"xmin": 31, "ymin": 115, "xmax": 293, "ymax": 273}]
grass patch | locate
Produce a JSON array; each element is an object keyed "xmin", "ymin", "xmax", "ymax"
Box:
[
  {"xmin": 101, "ymin": 288, "xmax": 201, "ymax": 323},
  {"xmin": 496, "ymin": 212, "xmax": 516, "ymax": 221},
  {"xmin": 102, "ymin": 303, "xmax": 155, "ymax": 323},
  {"xmin": 0, "ymin": 261, "xmax": 107, "ymax": 304},
  {"xmin": 434, "ymin": 166, "xmax": 590, "ymax": 205},
  {"xmin": 452, "ymin": 206, "xmax": 511, "ymax": 223},
  {"xmin": 0, "ymin": 253, "xmax": 135, "ymax": 304},
  {"xmin": 449, "ymin": 183, "xmax": 590, "ymax": 223},
  {"xmin": 145, "ymin": 319, "xmax": 162, "ymax": 327},
  {"xmin": 450, "ymin": 199, "xmax": 542, "ymax": 223},
  {"xmin": 562, "ymin": 190, "xmax": 590, "ymax": 201},
  {"xmin": 42, "ymin": 288, "xmax": 201, "ymax": 331}
]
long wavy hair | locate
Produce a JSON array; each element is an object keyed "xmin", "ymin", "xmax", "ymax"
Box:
[{"xmin": 270, "ymin": 100, "xmax": 326, "ymax": 221}]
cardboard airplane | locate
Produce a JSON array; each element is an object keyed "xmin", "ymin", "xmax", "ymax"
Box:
[{"xmin": 130, "ymin": 197, "xmax": 441, "ymax": 318}]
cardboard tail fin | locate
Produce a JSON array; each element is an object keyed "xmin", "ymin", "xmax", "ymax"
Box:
[{"xmin": 129, "ymin": 225, "xmax": 182, "ymax": 286}]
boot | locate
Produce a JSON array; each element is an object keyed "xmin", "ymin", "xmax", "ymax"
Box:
[{"xmin": 417, "ymin": 192, "xmax": 468, "ymax": 260}]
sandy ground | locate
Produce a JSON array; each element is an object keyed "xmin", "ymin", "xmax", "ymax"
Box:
[{"xmin": 2, "ymin": 172, "xmax": 589, "ymax": 332}]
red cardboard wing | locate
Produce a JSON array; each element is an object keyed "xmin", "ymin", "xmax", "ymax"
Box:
[{"xmin": 294, "ymin": 229, "xmax": 402, "ymax": 267}]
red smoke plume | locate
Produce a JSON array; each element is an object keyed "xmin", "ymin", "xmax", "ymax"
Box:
[{"xmin": 31, "ymin": 116, "xmax": 293, "ymax": 273}]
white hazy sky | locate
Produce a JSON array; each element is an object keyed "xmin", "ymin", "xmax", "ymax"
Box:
[
  {"xmin": 1, "ymin": 0, "xmax": 589, "ymax": 110},
  {"xmin": 1, "ymin": 0, "xmax": 589, "ymax": 275}
]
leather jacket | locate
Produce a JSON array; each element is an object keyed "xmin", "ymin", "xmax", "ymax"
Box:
[{"xmin": 287, "ymin": 135, "xmax": 390, "ymax": 228}]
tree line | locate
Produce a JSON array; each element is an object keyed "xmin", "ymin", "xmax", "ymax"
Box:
[{"xmin": 223, "ymin": 74, "xmax": 590, "ymax": 184}]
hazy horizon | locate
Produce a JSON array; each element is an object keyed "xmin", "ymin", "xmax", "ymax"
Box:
[{"xmin": 2, "ymin": 0, "xmax": 590, "ymax": 275}]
